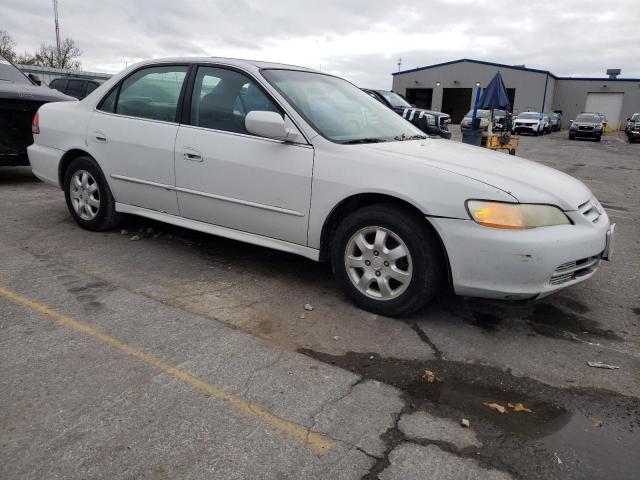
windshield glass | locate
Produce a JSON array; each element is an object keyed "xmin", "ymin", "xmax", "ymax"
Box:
[
  {"xmin": 378, "ymin": 90, "xmax": 411, "ymax": 108},
  {"xmin": 464, "ymin": 109, "xmax": 489, "ymax": 118},
  {"xmin": 519, "ymin": 112, "xmax": 540, "ymax": 120},
  {"xmin": 0, "ymin": 56, "xmax": 32, "ymax": 84},
  {"xmin": 576, "ymin": 114, "xmax": 600, "ymax": 123},
  {"xmin": 262, "ymin": 70, "xmax": 423, "ymax": 143}
]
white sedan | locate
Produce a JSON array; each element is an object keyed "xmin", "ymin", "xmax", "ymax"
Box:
[{"xmin": 28, "ymin": 58, "xmax": 614, "ymax": 316}]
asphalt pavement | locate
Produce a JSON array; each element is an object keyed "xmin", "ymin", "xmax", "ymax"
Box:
[{"xmin": 1, "ymin": 129, "xmax": 639, "ymax": 479}]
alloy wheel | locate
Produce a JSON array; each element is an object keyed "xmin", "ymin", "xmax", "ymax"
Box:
[
  {"xmin": 344, "ymin": 226, "xmax": 413, "ymax": 301},
  {"xmin": 69, "ymin": 170, "xmax": 100, "ymax": 221}
]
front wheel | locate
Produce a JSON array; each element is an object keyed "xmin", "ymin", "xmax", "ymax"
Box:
[
  {"xmin": 331, "ymin": 204, "xmax": 445, "ymax": 316},
  {"xmin": 64, "ymin": 156, "xmax": 122, "ymax": 231},
  {"xmin": 569, "ymin": 134, "xmax": 575, "ymax": 140}
]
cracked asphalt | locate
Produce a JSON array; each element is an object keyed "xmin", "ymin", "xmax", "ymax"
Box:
[{"xmin": 1, "ymin": 130, "xmax": 639, "ymax": 479}]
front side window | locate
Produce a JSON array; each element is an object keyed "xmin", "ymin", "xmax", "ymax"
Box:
[
  {"xmin": 108, "ymin": 65, "xmax": 188, "ymax": 122},
  {"xmin": 262, "ymin": 69, "xmax": 423, "ymax": 143},
  {"xmin": 190, "ymin": 66, "xmax": 280, "ymax": 135}
]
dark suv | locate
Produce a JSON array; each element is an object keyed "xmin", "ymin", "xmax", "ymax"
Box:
[
  {"xmin": 362, "ymin": 89, "xmax": 452, "ymax": 139},
  {"xmin": 625, "ymin": 113, "xmax": 640, "ymax": 143},
  {"xmin": 568, "ymin": 113, "xmax": 604, "ymax": 141},
  {"xmin": 0, "ymin": 55, "xmax": 74, "ymax": 166},
  {"xmin": 49, "ymin": 77, "xmax": 104, "ymax": 100}
]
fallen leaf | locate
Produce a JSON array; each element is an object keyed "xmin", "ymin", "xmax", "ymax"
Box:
[
  {"xmin": 422, "ymin": 370, "xmax": 436, "ymax": 383},
  {"xmin": 508, "ymin": 402, "xmax": 533, "ymax": 413},
  {"xmin": 483, "ymin": 402, "xmax": 507, "ymax": 414},
  {"xmin": 590, "ymin": 416, "xmax": 604, "ymax": 427}
]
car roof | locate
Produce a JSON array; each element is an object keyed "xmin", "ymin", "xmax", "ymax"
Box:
[{"xmin": 130, "ymin": 57, "xmax": 319, "ymax": 73}]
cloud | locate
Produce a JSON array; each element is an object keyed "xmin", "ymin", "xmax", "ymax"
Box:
[{"xmin": 2, "ymin": 0, "xmax": 638, "ymax": 86}]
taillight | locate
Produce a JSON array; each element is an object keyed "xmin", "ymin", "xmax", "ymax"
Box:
[{"xmin": 32, "ymin": 111, "xmax": 40, "ymax": 134}]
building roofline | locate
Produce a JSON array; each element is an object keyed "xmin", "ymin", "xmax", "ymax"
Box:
[
  {"xmin": 392, "ymin": 58, "xmax": 640, "ymax": 82},
  {"xmin": 557, "ymin": 76, "xmax": 640, "ymax": 82},
  {"xmin": 392, "ymin": 58, "xmax": 557, "ymax": 78}
]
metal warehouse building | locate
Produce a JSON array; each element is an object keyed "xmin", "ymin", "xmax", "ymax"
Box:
[{"xmin": 391, "ymin": 59, "xmax": 640, "ymax": 129}]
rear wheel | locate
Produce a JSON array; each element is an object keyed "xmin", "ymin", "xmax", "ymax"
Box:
[
  {"xmin": 331, "ymin": 204, "xmax": 444, "ymax": 316},
  {"xmin": 63, "ymin": 156, "xmax": 122, "ymax": 231}
]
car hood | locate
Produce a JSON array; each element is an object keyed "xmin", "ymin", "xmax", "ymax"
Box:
[
  {"xmin": 363, "ymin": 140, "xmax": 592, "ymax": 210},
  {"xmin": 0, "ymin": 81, "xmax": 76, "ymax": 102},
  {"xmin": 572, "ymin": 122, "xmax": 599, "ymax": 127}
]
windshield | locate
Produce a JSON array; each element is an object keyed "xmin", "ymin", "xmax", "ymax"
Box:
[
  {"xmin": 0, "ymin": 56, "xmax": 32, "ymax": 84},
  {"xmin": 519, "ymin": 112, "xmax": 540, "ymax": 120},
  {"xmin": 464, "ymin": 109, "xmax": 489, "ymax": 118},
  {"xmin": 262, "ymin": 70, "xmax": 423, "ymax": 143},
  {"xmin": 378, "ymin": 90, "xmax": 411, "ymax": 109},
  {"xmin": 576, "ymin": 114, "xmax": 600, "ymax": 123}
]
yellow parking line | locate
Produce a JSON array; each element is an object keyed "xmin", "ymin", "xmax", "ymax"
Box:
[{"xmin": 0, "ymin": 286, "xmax": 333, "ymax": 454}]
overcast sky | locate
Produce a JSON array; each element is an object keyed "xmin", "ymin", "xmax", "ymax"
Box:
[{"xmin": 3, "ymin": 0, "xmax": 639, "ymax": 88}]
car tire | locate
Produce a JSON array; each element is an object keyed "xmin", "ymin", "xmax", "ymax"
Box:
[
  {"xmin": 596, "ymin": 136, "xmax": 602, "ymax": 142},
  {"xmin": 63, "ymin": 156, "xmax": 122, "ymax": 231},
  {"xmin": 330, "ymin": 204, "xmax": 444, "ymax": 316},
  {"xmin": 569, "ymin": 134, "xmax": 575, "ymax": 140}
]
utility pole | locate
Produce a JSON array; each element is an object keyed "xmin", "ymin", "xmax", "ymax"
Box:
[
  {"xmin": 397, "ymin": 57, "xmax": 402, "ymax": 72},
  {"xmin": 53, "ymin": 0, "xmax": 61, "ymax": 57}
]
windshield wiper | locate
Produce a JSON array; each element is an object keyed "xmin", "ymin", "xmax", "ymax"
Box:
[
  {"xmin": 341, "ymin": 138, "xmax": 388, "ymax": 144},
  {"xmin": 392, "ymin": 134, "xmax": 428, "ymax": 141}
]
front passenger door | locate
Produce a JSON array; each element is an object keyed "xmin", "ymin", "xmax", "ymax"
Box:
[{"xmin": 174, "ymin": 66, "xmax": 314, "ymax": 245}]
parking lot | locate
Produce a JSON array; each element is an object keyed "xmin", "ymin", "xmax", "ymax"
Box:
[{"xmin": 1, "ymin": 130, "xmax": 639, "ymax": 479}]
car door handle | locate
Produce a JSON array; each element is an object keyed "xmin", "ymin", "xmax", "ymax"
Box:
[
  {"xmin": 93, "ymin": 132, "xmax": 107, "ymax": 143},
  {"xmin": 182, "ymin": 148, "xmax": 203, "ymax": 162}
]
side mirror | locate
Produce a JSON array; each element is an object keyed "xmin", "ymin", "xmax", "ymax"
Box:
[
  {"xmin": 28, "ymin": 73, "xmax": 42, "ymax": 86},
  {"xmin": 245, "ymin": 111, "xmax": 289, "ymax": 141},
  {"xmin": 569, "ymin": 120, "xmax": 574, "ymax": 124}
]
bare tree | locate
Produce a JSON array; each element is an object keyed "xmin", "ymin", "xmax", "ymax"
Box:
[
  {"xmin": 0, "ymin": 30, "xmax": 17, "ymax": 61},
  {"xmin": 15, "ymin": 52, "xmax": 38, "ymax": 65},
  {"xmin": 34, "ymin": 38, "xmax": 82, "ymax": 70}
]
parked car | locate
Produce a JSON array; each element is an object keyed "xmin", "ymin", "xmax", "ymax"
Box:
[
  {"xmin": 625, "ymin": 113, "xmax": 640, "ymax": 143},
  {"xmin": 28, "ymin": 58, "xmax": 614, "ymax": 316},
  {"xmin": 362, "ymin": 89, "xmax": 451, "ymax": 139},
  {"xmin": 460, "ymin": 109, "xmax": 490, "ymax": 130},
  {"xmin": 49, "ymin": 77, "xmax": 105, "ymax": 100},
  {"xmin": 569, "ymin": 113, "xmax": 604, "ymax": 141},
  {"xmin": 512, "ymin": 112, "xmax": 545, "ymax": 135},
  {"xmin": 541, "ymin": 114, "xmax": 551, "ymax": 133},
  {"xmin": 549, "ymin": 112, "xmax": 562, "ymax": 131},
  {"xmin": 0, "ymin": 54, "xmax": 75, "ymax": 167}
]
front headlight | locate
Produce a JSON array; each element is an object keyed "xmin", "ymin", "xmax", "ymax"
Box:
[{"xmin": 466, "ymin": 200, "xmax": 571, "ymax": 230}]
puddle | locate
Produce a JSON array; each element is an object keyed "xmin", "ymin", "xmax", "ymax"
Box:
[
  {"xmin": 299, "ymin": 349, "xmax": 640, "ymax": 479},
  {"xmin": 465, "ymin": 311, "xmax": 503, "ymax": 331},
  {"xmin": 541, "ymin": 413, "xmax": 640, "ymax": 479},
  {"xmin": 527, "ymin": 303, "xmax": 621, "ymax": 341}
]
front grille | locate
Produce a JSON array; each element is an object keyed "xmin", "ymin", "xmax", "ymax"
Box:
[
  {"xmin": 550, "ymin": 254, "xmax": 601, "ymax": 285},
  {"xmin": 578, "ymin": 125, "xmax": 594, "ymax": 131},
  {"xmin": 578, "ymin": 198, "xmax": 602, "ymax": 223}
]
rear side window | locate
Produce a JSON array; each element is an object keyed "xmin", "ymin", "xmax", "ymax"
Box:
[
  {"xmin": 66, "ymin": 79, "xmax": 85, "ymax": 98},
  {"xmin": 99, "ymin": 88, "xmax": 118, "ymax": 113},
  {"xmin": 115, "ymin": 66, "xmax": 188, "ymax": 122},
  {"xmin": 86, "ymin": 81, "xmax": 99, "ymax": 95},
  {"xmin": 49, "ymin": 79, "xmax": 67, "ymax": 93},
  {"xmin": 190, "ymin": 66, "xmax": 280, "ymax": 135}
]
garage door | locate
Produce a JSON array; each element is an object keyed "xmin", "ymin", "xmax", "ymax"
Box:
[{"xmin": 585, "ymin": 92, "xmax": 624, "ymax": 130}]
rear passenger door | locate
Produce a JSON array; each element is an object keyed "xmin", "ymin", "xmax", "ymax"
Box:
[{"xmin": 87, "ymin": 64, "xmax": 189, "ymax": 215}]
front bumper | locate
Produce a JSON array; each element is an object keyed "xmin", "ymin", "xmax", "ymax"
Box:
[
  {"xmin": 571, "ymin": 128, "xmax": 601, "ymax": 138},
  {"xmin": 627, "ymin": 129, "xmax": 640, "ymax": 138},
  {"xmin": 430, "ymin": 209, "xmax": 611, "ymax": 300},
  {"xmin": 513, "ymin": 124, "xmax": 538, "ymax": 133}
]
